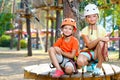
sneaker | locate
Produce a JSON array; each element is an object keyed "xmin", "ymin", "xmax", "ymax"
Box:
[
  {"xmin": 87, "ymin": 65, "xmax": 94, "ymax": 72},
  {"xmin": 52, "ymin": 70, "xmax": 64, "ymax": 78},
  {"xmin": 87, "ymin": 63, "xmax": 97, "ymax": 72},
  {"xmin": 92, "ymin": 67, "xmax": 101, "ymax": 76}
]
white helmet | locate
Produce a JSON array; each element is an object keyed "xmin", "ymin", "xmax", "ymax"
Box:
[{"xmin": 84, "ymin": 4, "xmax": 99, "ymax": 17}]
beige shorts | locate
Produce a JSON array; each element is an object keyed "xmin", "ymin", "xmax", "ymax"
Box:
[{"xmin": 56, "ymin": 54, "xmax": 76, "ymax": 72}]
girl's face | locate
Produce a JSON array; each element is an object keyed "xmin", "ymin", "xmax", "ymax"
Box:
[
  {"xmin": 62, "ymin": 25, "xmax": 74, "ymax": 36},
  {"xmin": 86, "ymin": 14, "xmax": 98, "ymax": 25}
]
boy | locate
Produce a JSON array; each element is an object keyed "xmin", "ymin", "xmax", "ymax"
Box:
[{"xmin": 48, "ymin": 18, "xmax": 79, "ymax": 78}]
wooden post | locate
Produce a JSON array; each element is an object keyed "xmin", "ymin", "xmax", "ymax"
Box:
[
  {"xmin": 55, "ymin": 0, "xmax": 61, "ymax": 40},
  {"xmin": 45, "ymin": 10, "xmax": 49, "ymax": 52},
  {"xmin": 50, "ymin": 18, "xmax": 55, "ymax": 46},
  {"xmin": 0, "ymin": 0, "xmax": 5, "ymax": 13},
  {"xmin": 36, "ymin": 29, "xmax": 39, "ymax": 49},
  {"xmin": 10, "ymin": 0, "xmax": 15, "ymax": 49},
  {"xmin": 17, "ymin": 20, "xmax": 22, "ymax": 50},
  {"xmin": 25, "ymin": 0, "xmax": 32, "ymax": 56}
]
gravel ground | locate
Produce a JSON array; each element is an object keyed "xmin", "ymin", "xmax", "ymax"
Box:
[
  {"xmin": 0, "ymin": 49, "xmax": 120, "ymax": 80},
  {"xmin": 0, "ymin": 50, "xmax": 50, "ymax": 80}
]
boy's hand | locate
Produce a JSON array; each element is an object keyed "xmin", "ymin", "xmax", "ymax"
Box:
[{"xmin": 54, "ymin": 47, "xmax": 63, "ymax": 54}]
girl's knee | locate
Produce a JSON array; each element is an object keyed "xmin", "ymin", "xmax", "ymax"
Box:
[
  {"xmin": 77, "ymin": 54, "xmax": 88, "ymax": 67},
  {"xmin": 97, "ymin": 41, "xmax": 105, "ymax": 47},
  {"xmin": 77, "ymin": 58, "xmax": 86, "ymax": 67}
]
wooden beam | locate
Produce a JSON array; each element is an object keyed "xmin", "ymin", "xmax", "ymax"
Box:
[
  {"xmin": 46, "ymin": 16, "xmax": 56, "ymax": 20},
  {"xmin": 111, "ymin": 0, "xmax": 120, "ymax": 4},
  {"xmin": 38, "ymin": 6, "xmax": 63, "ymax": 11}
]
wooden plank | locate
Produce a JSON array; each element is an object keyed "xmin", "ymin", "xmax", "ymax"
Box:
[
  {"xmin": 111, "ymin": 64, "xmax": 120, "ymax": 74},
  {"xmin": 24, "ymin": 63, "xmax": 120, "ymax": 80},
  {"xmin": 24, "ymin": 70, "xmax": 37, "ymax": 79},
  {"xmin": 102, "ymin": 64, "xmax": 114, "ymax": 75},
  {"xmin": 30, "ymin": 63, "xmax": 54, "ymax": 75},
  {"xmin": 111, "ymin": 64, "xmax": 120, "ymax": 80},
  {"xmin": 102, "ymin": 64, "xmax": 115, "ymax": 80},
  {"xmin": 24, "ymin": 64, "xmax": 38, "ymax": 72}
]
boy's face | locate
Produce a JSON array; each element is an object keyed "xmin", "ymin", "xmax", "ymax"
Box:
[
  {"xmin": 86, "ymin": 14, "xmax": 98, "ymax": 25},
  {"xmin": 62, "ymin": 25, "xmax": 74, "ymax": 36}
]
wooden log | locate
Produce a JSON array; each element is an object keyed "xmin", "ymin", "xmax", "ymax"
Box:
[{"xmin": 24, "ymin": 63, "xmax": 120, "ymax": 80}]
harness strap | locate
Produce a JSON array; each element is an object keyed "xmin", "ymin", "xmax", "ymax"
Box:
[
  {"xmin": 49, "ymin": 55, "xmax": 64, "ymax": 68},
  {"xmin": 59, "ymin": 56, "xmax": 64, "ymax": 64},
  {"xmin": 69, "ymin": 59, "xmax": 78, "ymax": 74},
  {"xmin": 63, "ymin": 59, "xmax": 78, "ymax": 74},
  {"xmin": 87, "ymin": 51, "xmax": 92, "ymax": 60}
]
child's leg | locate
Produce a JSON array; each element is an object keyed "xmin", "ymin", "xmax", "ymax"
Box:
[
  {"xmin": 77, "ymin": 54, "xmax": 89, "ymax": 68},
  {"xmin": 94, "ymin": 41, "xmax": 105, "ymax": 68},
  {"xmin": 103, "ymin": 42, "xmax": 108, "ymax": 61},
  {"xmin": 48, "ymin": 47, "xmax": 62, "ymax": 71},
  {"xmin": 48, "ymin": 47, "xmax": 65, "ymax": 77},
  {"xmin": 64, "ymin": 63, "xmax": 73, "ymax": 74},
  {"xmin": 64, "ymin": 59, "xmax": 77, "ymax": 74}
]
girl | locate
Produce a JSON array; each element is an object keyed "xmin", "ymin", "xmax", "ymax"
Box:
[{"xmin": 77, "ymin": 4, "xmax": 109, "ymax": 75}]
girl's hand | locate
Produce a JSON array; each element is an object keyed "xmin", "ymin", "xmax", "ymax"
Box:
[{"xmin": 100, "ymin": 37, "xmax": 109, "ymax": 42}]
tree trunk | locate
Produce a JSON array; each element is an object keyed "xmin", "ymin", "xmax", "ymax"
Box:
[
  {"xmin": 50, "ymin": 19, "xmax": 54, "ymax": 46},
  {"xmin": 25, "ymin": 0, "xmax": 32, "ymax": 56},
  {"xmin": 0, "ymin": 0, "xmax": 5, "ymax": 13},
  {"xmin": 55, "ymin": 0, "xmax": 61, "ymax": 40},
  {"xmin": 45, "ymin": 10, "xmax": 49, "ymax": 52},
  {"xmin": 36, "ymin": 29, "xmax": 39, "ymax": 49},
  {"xmin": 17, "ymin": 21, "xmax": 22, "ymax": 50},
  {"xmin": 63, "ymin": 0, "xmax": 80, "ymax": 43},
  {"xmin": 10, "ymin": 0, "xmax": 15, "ymax": 49},
  {"xmin": 118, "ymin": 26, "xmax": 120, "ymax": 59}
]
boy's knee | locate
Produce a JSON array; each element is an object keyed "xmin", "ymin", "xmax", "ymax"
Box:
[
  {"xmin": 48, "ymin": 47, "xmax": 54, "ymax": 53},
  {"xmin": 65, "ymin": 66, "xmax": 73, "ymax": 74}
]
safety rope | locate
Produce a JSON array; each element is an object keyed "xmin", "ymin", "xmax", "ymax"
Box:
[
  {"xmin": 22, "ymin": 0, "xmax": 47, "ymax": 27},
  {"xmin": 21, "ymin": 0, "xmax": 46, "ymax": 50}
]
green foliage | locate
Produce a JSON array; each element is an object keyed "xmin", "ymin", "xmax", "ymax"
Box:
[
  {"xmin": 0, "ymin": 13, "xmax": 14, "ymax": 36},
  {"xmin": 20, "ymin": 39, "xmax": 27, "ymax": 48},
  {"xmin": 0, "ymin": 35, "xmax": 11, "ymax": 47},
  {"xmin": 115, "ymin": 5, "xmax": 120, "ymax": 26},
  {"xmin": 13, "ymin": 38, "xmax": 18, "ymax": 47}
]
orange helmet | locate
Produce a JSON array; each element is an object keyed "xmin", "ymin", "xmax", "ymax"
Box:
[{"xmin": 61, "ymin": 18, "xmax": 77, "ymax": 32}]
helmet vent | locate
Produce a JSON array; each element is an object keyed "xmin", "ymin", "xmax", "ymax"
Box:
[{"xmin": 87, "ymin": 10, "xmax": 89, "ymax": 12}]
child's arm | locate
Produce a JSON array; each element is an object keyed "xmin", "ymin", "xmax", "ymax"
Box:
[
  {"xmin": 54, "ymin": 46, "xmax": 76, "ymax": 58},
  {"xmin": 61, "ymin": 50, "xmax": 76, "ymax": 59}
]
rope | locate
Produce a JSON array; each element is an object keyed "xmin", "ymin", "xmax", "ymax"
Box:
[
  {"xmin": 22, "ymin": 0, "xmax": 46, "ymax": 28},
  {"xmin": 21, "ymin": 0, "xmax": 46, "ymax": 50},
  {"xmin": 109, "ymin": 37, "xmax": 120, "ymax": 41}
]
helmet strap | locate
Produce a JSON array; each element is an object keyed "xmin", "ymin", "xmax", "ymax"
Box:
[
  {"xmin": 63, "ymin": 33, "xmax": 72, "ymax": 37},
  {"xmin": 89, "ymin": 24, "xmax": 96, "ymax": 35}
]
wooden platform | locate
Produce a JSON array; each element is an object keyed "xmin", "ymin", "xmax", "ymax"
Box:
[{"xmin": 24, "ymin": 63, "xmax": 120, "ymax": 80}]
